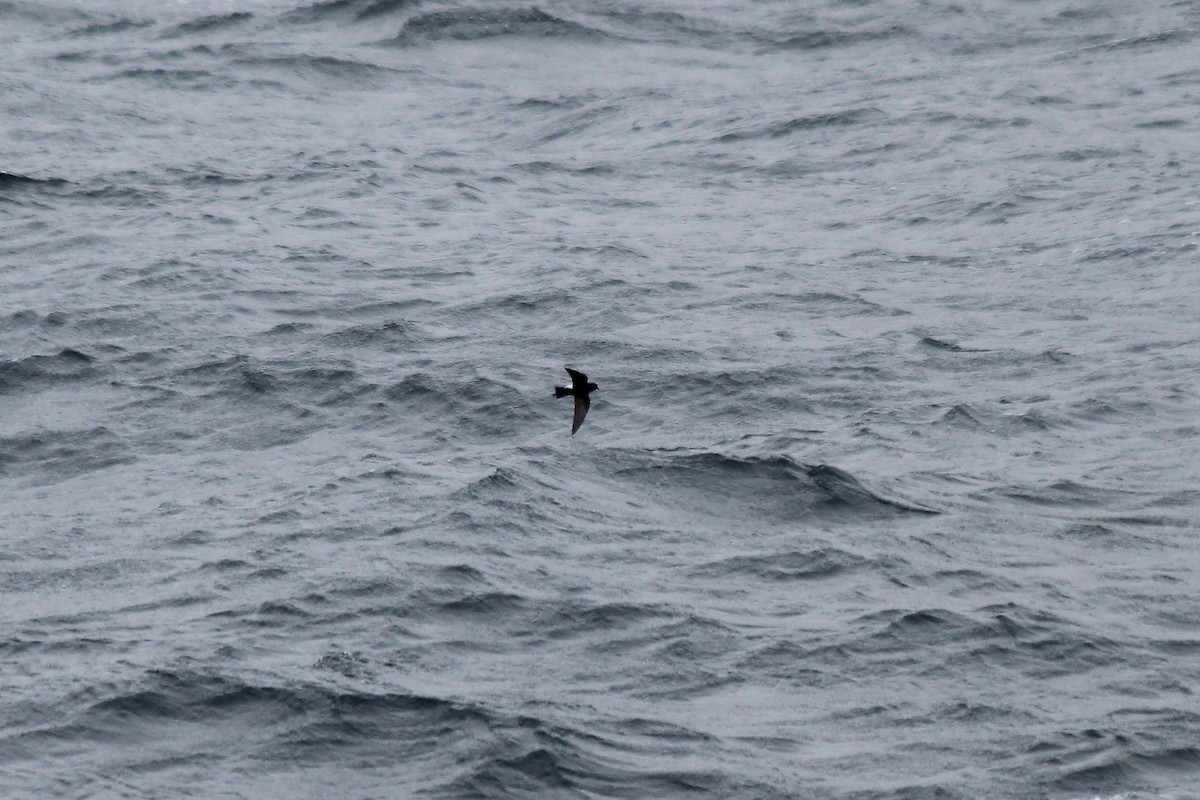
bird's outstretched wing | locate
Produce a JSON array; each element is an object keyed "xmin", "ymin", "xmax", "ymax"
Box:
[
  {"xmin": 571, "ymin": 394, "xmax": 590, "ymax": 435},
  {"xmin": 565, "ymin": 367, "xmax": 588, "ymax": 390}
]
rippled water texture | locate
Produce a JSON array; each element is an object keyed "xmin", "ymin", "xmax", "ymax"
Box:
[{"xmin": 3, "ymin": 1, "xmax": 1199, "ymax": 798}]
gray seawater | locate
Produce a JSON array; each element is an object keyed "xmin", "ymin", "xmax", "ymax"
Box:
[{"xmin": 3, "ymin": 0, "xmax": 1200, "ymax": 797}]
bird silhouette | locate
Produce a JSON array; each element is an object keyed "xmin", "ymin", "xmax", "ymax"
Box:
[{"xmin": 554, "ymin": 367, "xmax": 598, "ymax": 434}]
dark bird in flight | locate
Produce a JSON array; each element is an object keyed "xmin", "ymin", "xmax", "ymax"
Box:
[{"xmin": 554, "ymin": 367, "xmax": 598, "ymax": 435}]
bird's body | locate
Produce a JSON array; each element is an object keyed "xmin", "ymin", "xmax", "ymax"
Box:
[{"xmin": 554, "ymin": 367, "xmax": 598, "ymax": 434}]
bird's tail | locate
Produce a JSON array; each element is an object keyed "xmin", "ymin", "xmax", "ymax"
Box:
[{"xmin": 554, "ymin": 386, "xmax": 571, "ymax": 398}]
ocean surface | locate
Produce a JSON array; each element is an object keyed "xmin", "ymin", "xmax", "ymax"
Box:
[{"xmin": 3, "ymin": 1, "xmax": 1200, "ymax": 798}]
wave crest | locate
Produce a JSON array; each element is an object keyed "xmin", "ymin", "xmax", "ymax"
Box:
[
  {"xmin": 613, "ymin": 451, "xmax": 935, "ymax": 521},
  {"xmin": 395, "ymin": 7, "xmax": 606, "ymax": 43}
]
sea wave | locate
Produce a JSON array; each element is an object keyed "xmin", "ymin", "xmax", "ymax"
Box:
[
  {"xmin": 394, "ymin": 7, "xmax": 607, "ymax": 44},
  {"xmin": 611, "ymin": 451, "xmax": 936, "ymax": 520}
]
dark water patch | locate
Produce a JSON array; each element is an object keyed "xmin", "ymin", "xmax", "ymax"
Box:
[
  {"xmin": 1134, "ymin": 118, "xmax": 1188, "ymax": 129},
  {"xmin": 321, "ymin": 319, "xmax": 419, "ymax": 350},
  {"xmin": 936, "ymin": 403, "xmax": 984, "ymax": 428},
  {"xmin": 0, "ymin": 1, "xmax": 97, "ymax": 29},
  {"xmin": 806, "ymin": 464, "xmax": 936, "ymax": 514},
  {"xmin": 917, "ymin": 109, "xmax": 1031, "ymax": 132},
  {"xmin": 1078, "ymin": 244, "xmax": 1156, "ymax": 263},
  {"xmin": 837, "ymin": 603, "xmax": 1125, "ymax": 682},
  {"xmin": 356, "ymin": 0, "xmax": 423, "ymax": 20},
  {"xmin": 1057, "ymin": 146, "xmax": 1124, "ymax": 162},
  {"xmin": 107, "ymin": 257, "xmax": 227, "ymax": 292},
  {"xmin": 868, "ymin": 608, "xmax": 979, "ymax": 649},
  {"xmin": 67, "ymin": 17, "xmax": 151, "ymax": 37},
  {"xmin": 110, "ymin": 384, "xmax": 187, "ymax": 421},
  {"xmin": 263, "ymin": 321, "xmax": 317, "ymax": 337},
  {"xmin": 413, "ymin": 507, "xmax": 529, "ymax": 540},
  {"xmin": 582, "ymin": 7, "xmax": 733, "ymax": 47},
  {"xmin": 384, "ymin": 372, "xmax": 541, "ymax": 439},
  {"xmin": 263, "ymin": 690, "xmax": 497, "ymax": 766},
  {"xmin": 162, "ymin": 357, "xmax": 335, "ymax": 448},
  {"xmin": 913, "ymin": 334, "xmax": 1072, "ymax": 372},
  {"xmin": 437, "ymin": 591, "xmax": 525, "ymax": 616},
  {"xmin": 735, "ymin": 640, "xmax": 831, "ymax": 687},
  {"xmin": 175, "ymin": 355, "xmax": 279, "ymax": 397},
  {"xmin": 109, "ymin": 67, "xmax": 230, "ymax": 90},
  {"xmin": 1035, "ymin": 727, "xmax": 1138, "ymax": 793},
  {"xmin": 1139, "ymin": 744, "xmax": 1200, "ymax": 771},
  {"xmin": 435, "ymin": 563, "xmax": 489, "ymax": 585},
  {"xmin": 0, "ymin": 635, "xmax": 117, "ymax": 658},
  {"xmin": 929, "ymin": 402, "xmax": 1064, "ymax": 434},
  {"xmin": 64, "ymin": 180, "xmax": 166, "ymax": 208},
  {"xmin": 998, "ymin": 479, "xmax": 1108, "ymax": 509},
  {"xmin": 285, "ymin": 0, "xmax": 361, "ymax": 22},
  {"xmin": 928, "ymin": 568, "xmax": 1021, "ymax": 594},
  {"xmin": 255, "ymin": 508, "xmax": 303, "ymax": 525},
  {"xmin": 964, "ymin": 195, "xmax": 1042, "ymax": 224},
  {"xmin": 613, "ymin": 452, "xmax": 934, "ymax": 521},
  {"xmin": 835, "ymin": 782, "xmax": 972, "ymax": 800},
  {"xmin": 1149, "ymin": 638, "xmax": 1200, "ymax": 657},
  {"xmin": 0, "ymin": 348, "xmax": 97, "ymax": 393},
  {"xmin": 234, "ymin": 53, "xmax": 405, "ymax": 83},
  {"xmin": 0, "ymin": 172, "xmax": 70, "ymax": 191},
  {"xmin": 692, "ymin": 547, "xmax": 874, "ymax": 582},
  {"xmin": 918, "ymin": 335, "xmax": 975, "ymax": 353},
  {"xmin": 0, "ymin": 427, "xmax": 133, "ymax": 482},
  {"xmin": 1070, "ymin": 28, "xmax": 1198, "ymax": 56},
  {"xmin": 253, "ymin": 600, "xmax": 315, "ymax": 622},
  {"xmin": 455, "ymin": 467, "xmax": 576, "ymax": 522},
  {"xmin": 717, "ymin": 107, "xmax": 883, "ymax": 142},
  {"xmin": 314, "ymin": 649, "xmax": 373, "ymax": 679},
  {"xmin": 770, "ymin": 24, "xmax": 908, "ymax": 51},
  {"xmin": 959, "ymin": 626, "xmax": 1122, "ymax": 679},
  {"xmin": 286, "ymin": 0, "xmax": 419, "ymax": 23},
  {"xmin": 603, "ymin": 716, "xmax": 718, "ymax": 749},
  {"xmin": 631, "ymin": 667, "xmax": 744, "ymax": 703},
  {"xmin": 511, "ymin": 159, "xmax": 616, "ymax": 177},
  {"xmin": 279, "ymin": 364, "xmax": 365, "ymax": 406},
  {"xmin": 1015, "ymin": 92, "xmax": 1074, "ymax": 107},
  {"xmin": 0, "ymin": 309, "xmax": 42, "ymax": 331},
  {"xmin": 164, "ymin": 528, "xmax": 215, "ymax": 548},
  {"xmin": 554, "ymin": 244, "xmax": 647, "ymax": 263},
  {"xmin": 169, "ymin": 165, "xmax": 275, "ymax": 187},
  {"xmin": 1070, "ymin": 395, "xmax": 1123, "ymax": 422},
  {"xmin": 758, "ymin": 290, "xmax": 906, "ymax": 317},
  {"xmin": 973, "ymin": 602, "xmax": 1092, "ymax": 637},
  {"xmin": 1055, "ymin": 522, "xmax": 1125, "ymax": 543},
  {"xmin": 161, "ymin": 11, "xmax": 255, "ymax": 38},
  {"xmin": 460, "ymin": 747, "xmax": 576, "ymax": 794},
  {"xmin": 395, "ymin": 7, "xmax": 606, "ymax": 44},
  {"xmin": 935, "ymin": 700, "xmax": 1036, "ymax": 726},
  {"xmin": 205, "ymin": 598, "xmax": 318, "ymax": 629},
  {"xmin": 439, "ymin": 726, "xmax": 756, "ymax": 800},
  {"xmin": 1094, "ymin": 513, "xmax": 1192, "ymax": 529},
  {"xmin": 514, "ymin": 95, "xmax": 590, "ymax": 112},
  {"xmin": 536, "ymin": 600, "xmax": 675, "ymax": 641},
  {"xmin": 527, "ymin": 100, "xmax": 627, "ymax": 146},
  {"xmin": 292, "ymin": 298, "xmax": 437, "ymax": 321},
  {"xmin": 324, "ymin": 576, "xmax": 405, "ymax": 600},
  {"xmin": 197, "ymin": 558, "xmax": 252, "ymax": 574},
  {"xmin": 51, "ymin": 670, "xmax": 494, "ymax": 756},
  {"xmin": 2, "ymin": 558, "xmax": 145, "ymax": 594}
]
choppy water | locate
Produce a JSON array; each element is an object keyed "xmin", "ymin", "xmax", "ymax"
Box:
[{"xmin": 3, "ymin": 1, "xmax": 1200, "ymax": 798}]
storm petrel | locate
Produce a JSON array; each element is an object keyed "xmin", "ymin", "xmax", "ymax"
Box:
[{"xmin": 554, "ymin": 367, "xmax": 598, "ymax": 435}]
